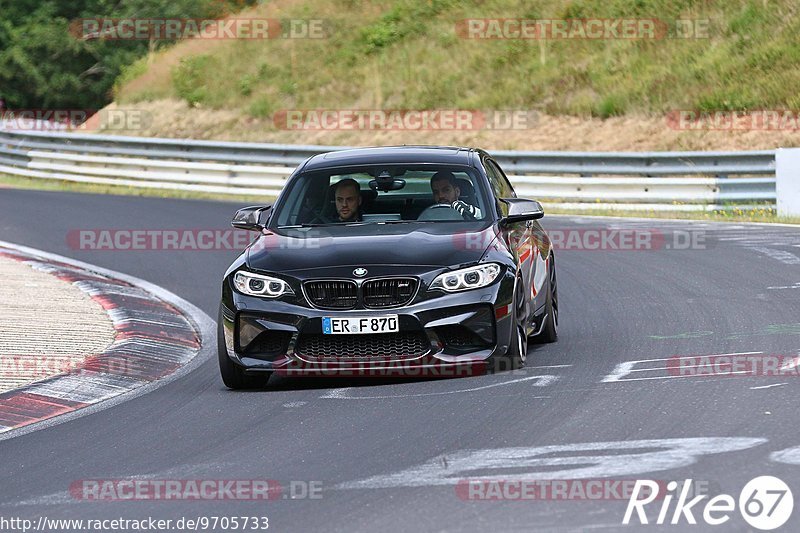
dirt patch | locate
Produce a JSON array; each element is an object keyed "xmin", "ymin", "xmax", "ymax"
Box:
[{"xmin": 87, "ymin": 99, "xmax": 800, "ymax": 151}]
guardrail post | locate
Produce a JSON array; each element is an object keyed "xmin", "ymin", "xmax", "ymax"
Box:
[{"xmin": 776, "ymin": 148, "xmax": 800, "ymax": 216}]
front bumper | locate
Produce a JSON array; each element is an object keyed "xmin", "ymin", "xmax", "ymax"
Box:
[{"xmin": 220, "ymin": 276, "xmax": 515, "ymax": 376}]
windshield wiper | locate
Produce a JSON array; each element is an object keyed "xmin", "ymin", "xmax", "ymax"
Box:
[
  {"xmin": 345, "ymin": 220, "xmax": 421, "ymax": 226},
  {"xmin": 280, "ymin": 220, "xmax": 418, "ymax": 228},
  {"xmin": 277, "ymin": 223, "xmax": 326, "ymax": 229}
]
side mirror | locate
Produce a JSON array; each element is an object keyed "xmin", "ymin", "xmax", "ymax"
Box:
[
  {"xmin": 500, "ymin": 198, "xmax": 544, "ymax": 224},
  {"xmin": 231, "ymin": 205, "xmax": 272, "ymax": 232}
]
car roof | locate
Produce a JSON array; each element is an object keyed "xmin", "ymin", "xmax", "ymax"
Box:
[{"xmin": 301, "ymin": 146, "xmax": 482, "ymax": 172}]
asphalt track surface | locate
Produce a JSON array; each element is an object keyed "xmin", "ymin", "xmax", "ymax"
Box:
[{"xmin": 2, "ymin": 188, "xmax": 800, "ymax": 532}]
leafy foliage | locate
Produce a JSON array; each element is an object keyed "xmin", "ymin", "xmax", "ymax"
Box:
[{"xmin": 0, "ymin": 0, "xmax": 256, "ymax": 109}]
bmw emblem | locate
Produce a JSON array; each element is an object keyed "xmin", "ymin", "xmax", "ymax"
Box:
[{"xmin": 353, "ymin": 267, "xmax": 368, "ymax": 278}]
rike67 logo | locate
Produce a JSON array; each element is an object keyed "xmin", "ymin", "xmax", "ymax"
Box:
[{"xmin": 624, "ymin": 476, "xmax": 793, "ymax": 530}]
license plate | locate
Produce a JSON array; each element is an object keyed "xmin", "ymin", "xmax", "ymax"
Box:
[{"xmin": 322, "ymin": 315, "xmax": 399, "ymax": 335}]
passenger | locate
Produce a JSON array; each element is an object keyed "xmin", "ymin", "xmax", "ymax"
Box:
[{"xmin": 334, "ymin": 178, "xmax": 363, "ymax": 222}]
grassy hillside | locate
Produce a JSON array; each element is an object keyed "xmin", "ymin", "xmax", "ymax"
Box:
[{"xmin": 110, "ymin": 0, "xmax": 800, "ymax": 149}]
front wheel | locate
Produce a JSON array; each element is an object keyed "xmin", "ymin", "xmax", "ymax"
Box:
[
  {"xmin": 534, "ymin": 255, "xmax": 558, "ymax": 343},
  {"xmin": 218, "ymin": 309, "xmax": 271, "ymax": 389},
  {"xmin": 506, "ymin": 280, "xmax": 529, "ymax": 370}
]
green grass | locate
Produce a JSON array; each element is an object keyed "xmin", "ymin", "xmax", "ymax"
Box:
[
  {"xmin": 3, "ymin": 174, "xmax": 797, "ymax": 225},
  {"xmin": 546, "ymin": 206, "xmax": 800, "ymax": 225},
  {"xmin": 116, "ymin": 0, "xmax": 800, "ymax": 120}
]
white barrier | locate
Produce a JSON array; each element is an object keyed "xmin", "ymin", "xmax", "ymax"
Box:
[
  {"xmin": 0, "ymin": 129, "xmax": 780, "ymax": 212},
  {"xmin": 776, "ymin": 148, "xmax": 800, "ymax": 216}
]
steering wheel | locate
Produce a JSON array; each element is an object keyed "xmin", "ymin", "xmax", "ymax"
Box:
[{"xmin": 417, "ymin": 203, "xmax": 464, "ymax": 221}]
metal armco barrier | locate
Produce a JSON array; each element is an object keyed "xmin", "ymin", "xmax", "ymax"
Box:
[{"xmin": 0, "ymin": 128, "xmax": 780, "ymax": 212}]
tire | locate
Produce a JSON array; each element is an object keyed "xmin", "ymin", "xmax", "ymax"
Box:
[
  {"xmin": 218, "ymin": 309, "xmax": 271, "ymax": 390},
  {"xmin": 535, "ymin": 255, "xmax": 558, "ymax": 344},
  {"xmin": 505, "ymin": 279, "xmax": 529, "ymax": 370}
]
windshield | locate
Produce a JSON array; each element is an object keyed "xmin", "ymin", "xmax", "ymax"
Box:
[{"xmin": 272, "ymin": 165, "xmax": 490, "ymax": 228}]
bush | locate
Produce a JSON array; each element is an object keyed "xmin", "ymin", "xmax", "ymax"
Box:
[
  {"xmin": 248, "ymin": 96, "xmax": 274, "ymax": 118},
  {"xmin": 595, "ymin": 94, "xmax": 626, "ymax": 118},
  {"xmin": 172, "ymin": 55, "xmax": 216, "ymax": 106}
]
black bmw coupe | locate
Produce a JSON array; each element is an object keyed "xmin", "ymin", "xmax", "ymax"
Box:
[{"xmin": 218, "ymin": 146, "xmax": 558, "ymax": 388}]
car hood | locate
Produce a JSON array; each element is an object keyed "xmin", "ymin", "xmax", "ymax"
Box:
[{"xmin": 246, "ymin": 222, "xmax": 499, "ymax": 274}]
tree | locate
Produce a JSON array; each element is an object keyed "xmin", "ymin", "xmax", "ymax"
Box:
[{"xmin": 0, "ymin": 0, "xmax": 256, "ymax": 110}]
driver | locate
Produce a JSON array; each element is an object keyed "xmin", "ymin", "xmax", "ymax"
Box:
[
  {"xmin": 334, "ymin": 178, "xmax": 363, "ymax": 222},
  {"xmin": 430, "ymin": 171, "xmax": 482, "ymax": 220}
]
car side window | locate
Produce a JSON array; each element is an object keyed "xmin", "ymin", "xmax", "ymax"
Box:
[
  {"xmin": 485, "ymin": 159, "xmax": 516, "ymax": 198},
  {"xmin": 486, "ymin": 159, "xmax": 517, "ymax": 198},
  {"xmin": 483, "ymin": 160, "xmax": 502, "ymax": 200}
]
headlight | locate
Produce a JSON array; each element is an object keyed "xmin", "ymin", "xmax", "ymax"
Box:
[
  {"xmin": 430, "ymin": 263, "xmax": 501, "ymax": 293},
  {"xmin": 233, "ymin": 271, "xmax": 294, "ymax": 298}
]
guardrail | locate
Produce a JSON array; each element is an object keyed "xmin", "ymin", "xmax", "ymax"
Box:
[{"xmin": 0, "ymin": 128, "xmax": 779, "ymax": 212}]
